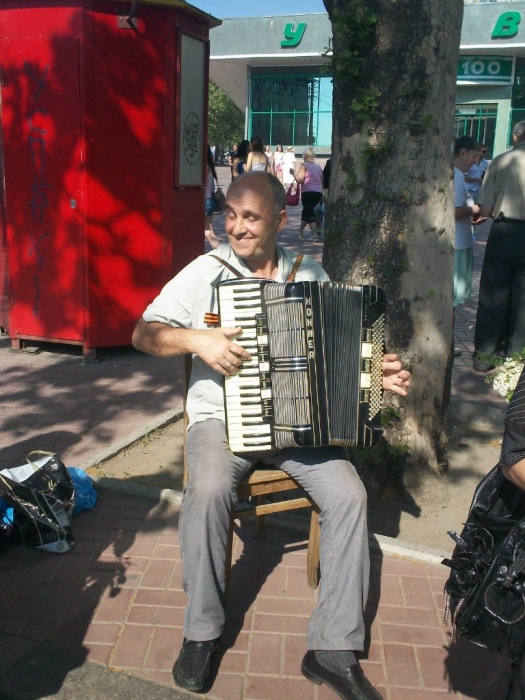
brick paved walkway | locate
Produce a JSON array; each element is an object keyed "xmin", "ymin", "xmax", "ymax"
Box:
[
  {"xmin": 0, "ymin": 167, "xmax": 513, "ymax": 698},
  {"xmin": 0, "ymin": 490, "xmax": 514, "ymax": 699}
]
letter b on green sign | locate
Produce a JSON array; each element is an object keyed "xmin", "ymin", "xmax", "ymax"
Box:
[{"xmin": 492, "ymin": 12, "xmax": 521, "ymax": 38}]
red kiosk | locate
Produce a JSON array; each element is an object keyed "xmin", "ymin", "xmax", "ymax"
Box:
[{"xmin": 0, "ymin": 0, "xmax": 219, "ymax": 358}]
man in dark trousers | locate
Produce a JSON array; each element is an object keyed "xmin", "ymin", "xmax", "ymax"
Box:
[
  {"xmin": 473, "ymin": 121, "xmax": 525, "ymax": 372},
  {"xmin": 132, "ymin": 172, "xmax": 410, "ymax": 699}
]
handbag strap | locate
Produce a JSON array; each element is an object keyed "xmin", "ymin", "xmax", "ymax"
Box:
[
  {"xmin": 25, "ymin": 450, "xmax": 56, "ymax": 472},
  {"xmin": 210, "ymin": 254, "xmax": 304, "ymax": 283}
]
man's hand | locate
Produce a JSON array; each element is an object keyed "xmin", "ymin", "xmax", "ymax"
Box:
[
  {"xmin": 192, "ymin": 327, "xmax": 251, "ymax": 376},
  {"xmin": 382, "ymin": 353, "xmax": 410, "ymax": 396}
]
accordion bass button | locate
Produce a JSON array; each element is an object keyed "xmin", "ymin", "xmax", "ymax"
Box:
[
  {"xmin": 361, "ymin": 343, "xmax": 372, "ymax": 359},
  {"xmin": 360, "ymin": 373, "xmax": 371, "ymax": 389}
]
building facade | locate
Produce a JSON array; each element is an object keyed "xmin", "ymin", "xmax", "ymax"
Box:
[{"xmin": 209, "ymin": 2, "xmax": 525, "ymax": 157}]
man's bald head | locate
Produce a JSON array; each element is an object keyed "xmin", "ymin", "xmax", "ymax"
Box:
[
  {"xmin": 227, "ymin": 172, "xmax": 286, "ymax": 219},
  {"xmin": 513, "ymin": 120, "xmax": 525, "ymax": 144}
]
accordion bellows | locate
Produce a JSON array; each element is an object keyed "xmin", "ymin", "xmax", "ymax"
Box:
[{"xmin": 217, "ymin": 279, "xmax": 385, "ymax": 453}]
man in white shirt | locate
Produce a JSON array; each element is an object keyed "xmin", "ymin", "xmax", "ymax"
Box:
[
  {"xmin": 132, "ymin": 172, "xmax": 410, "ymax": 700},
  {"xmin": 473, "ymin": 121, "xmax": 525, "ymax": 371},
  {"xmin": 453, "ymin": 135, "xmax": 479, "ymax": 308},
  {"xmin": 464, "ymin": 143, "xmax": 489, "ymax": 202}
]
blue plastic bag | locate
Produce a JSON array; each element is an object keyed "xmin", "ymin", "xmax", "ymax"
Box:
[
  {"xmin": 67, "ymin": 468, "xmax": 98, "ymax": 514},
  {"xmin": 0, "ymin": 498, "xmax": 14, "ymax": 551}
]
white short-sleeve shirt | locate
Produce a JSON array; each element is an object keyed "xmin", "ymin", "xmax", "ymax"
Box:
[
  {"xmin": 454, "ymin": 166, "xmax": 474, "ymax": 250},
  {"xmin": 143, "ymin": 243, "xmax": 329, "ymax": 428}
]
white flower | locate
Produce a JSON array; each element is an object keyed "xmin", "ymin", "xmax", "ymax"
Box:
[{"xmin": 486, "ymin": 357, "xmax": 524, "ymax": 402}]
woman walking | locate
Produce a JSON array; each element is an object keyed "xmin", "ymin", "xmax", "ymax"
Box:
[
  {"xmin": 292, "ymin": 147, "xmax": 323, "ymax": 241},
  {"xmin": 273, "ymin": 144, "xmax": 284, "ymax": 183}
]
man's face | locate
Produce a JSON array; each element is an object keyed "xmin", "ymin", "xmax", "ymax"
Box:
[
  {"xmin": 458, "ymin": 148, "xmax": 477, "ymax": 172},
  {"xmin": 224, "ymin": 178, "xmax": 287, "ymax": 267}
]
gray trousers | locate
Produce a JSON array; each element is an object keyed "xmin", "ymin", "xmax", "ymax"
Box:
[{"xmin": 180, "ymin": 419, "xmax": 370, "ymax": 651}]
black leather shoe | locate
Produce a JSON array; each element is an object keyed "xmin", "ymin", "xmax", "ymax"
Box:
[
  {"xmin": 172, "ymin": 637, "xmax": 220, "ymax": 692},
  {"xmin": 301, "ymin": 650, "xmax": 383, "ymax": 699}
]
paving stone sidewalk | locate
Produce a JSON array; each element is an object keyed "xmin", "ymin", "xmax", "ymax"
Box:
[{"xmin": 0, "ymin": 167, "xmax": 512, "ymax": 699}]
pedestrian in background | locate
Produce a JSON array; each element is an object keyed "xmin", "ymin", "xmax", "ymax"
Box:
[
  {"xmin": 465, "ymin": 143, "xmax": 489, "ymax": 202},
  {"xmin": 453, "ymin": 135, "xmax": 479, "ymax": 308},
  {"xmin": 228, "ymin": 143, "xmax": 238, "ymax": 181},
  {"xmin": 292, "ymin": 147, "xmax": 324, "ymax": 241},
  {"xmin": 282, "ymin": 146, "xmax": 296, "ymax": 188},
  {"xmin": 273, "ymin": 144, "xmax": 284, "ymax": 183},
  {"xmin": 473, "ymin": 121, "xmax": 525, "ymax": 372},
  {"xmin": 264, "ymin": 144, "xmax": 274, "ymax": 171},
  {"xmin": 245, "ymin": 135, "xmax": 270, "ymax": 172},
  {"xmin": 204, "ymin": 145, "xmax": 221, "ymax": 249},
  {"xmin": 231, "ymin": 140, "xmax": 250, "ymax": 179}
]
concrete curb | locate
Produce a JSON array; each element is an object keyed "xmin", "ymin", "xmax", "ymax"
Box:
[
  {"xmin": 77, "ymin": 403, "xmax": 184, "ymax": 470},
  {"xmin": 91, "ymin": 474, "xmax": 448, "ymax": 568}
]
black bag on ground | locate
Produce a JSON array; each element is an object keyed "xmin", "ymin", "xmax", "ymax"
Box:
[
  {"xmin": 0, "ymin": 451, "xmax": 75, "ymax": 553},
  {"xmin": 443, "ymin": 465, "xmax": 525, "ymax": 663}
]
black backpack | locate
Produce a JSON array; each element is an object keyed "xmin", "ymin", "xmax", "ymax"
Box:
[{"xmin": 443, "ymin": 465, "xmax": 525, "ymax": 663}]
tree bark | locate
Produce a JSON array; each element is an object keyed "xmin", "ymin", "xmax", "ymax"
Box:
[{"xmin": 323, "ymin": 0, "xmax": 463, "ymax": 502}]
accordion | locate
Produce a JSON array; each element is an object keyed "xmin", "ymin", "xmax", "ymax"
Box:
[{"xmin": 217, "ymin": 279, "xmax": 385, "ymax": 453}]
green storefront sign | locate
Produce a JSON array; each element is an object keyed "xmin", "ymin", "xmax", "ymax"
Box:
[
  {"xmin": 457, "ymin": 55, "xmax": 514, "ymax": 84},
  {"xmin": 492, "ymin": 11, "xmax": 521, "ymax": 39},
  {"xmin": 281, "ymin": 22, "xmax": 307, "ymax": 48}
]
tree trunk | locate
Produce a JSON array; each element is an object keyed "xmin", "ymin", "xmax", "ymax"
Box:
[{"xmin": 323, "ymin": 0, "xmax": 463, "ymax": 503}]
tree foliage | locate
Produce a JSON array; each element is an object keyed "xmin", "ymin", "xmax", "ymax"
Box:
[
  {"xmin": 208, "ymin": 81, "xmax": 244, "ymax": 151},
  {"xmin": 323, "ymin": 0, "xmax": 464, "ymax": 502}
]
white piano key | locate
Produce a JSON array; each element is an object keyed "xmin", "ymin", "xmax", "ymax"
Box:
[
  {"xmin": 228, "ymin": 424, "xmax": 272, "ymax": 436},
  {"xmin": 225, "ymin": 387, "xmax": 260, "ymax": 397},
  {"xmin": 226, "ymin": 406, "xmax": 265, "ymax": 415},
  {"xmin": 231, "ymin": 437, "xmax": 272, "ymax": 447},
  {"xmin": 225, "ymin": 386, "xmax": 262, "ymax": 397},
  {"xmin": 225, "ymin": 375, "xmax": 260, "ymax": 387},
  {"xmin": 220, "ymin": 316, "xmax": 258, "ymax": 326}
]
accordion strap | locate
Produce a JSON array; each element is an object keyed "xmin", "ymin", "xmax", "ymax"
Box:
[
  {"xmin": 209, "ymin": 255, "xmax": 245, "ymax": 278},
  {"xmin": 209, "ymin": 253, "xmax": 304, "ymax": 283},
  {"xmin": 285, "ymin": 254, "xmax": 304, "ymax": 283}
]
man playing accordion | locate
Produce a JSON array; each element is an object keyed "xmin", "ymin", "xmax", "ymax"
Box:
[{"xmin": 133, "ymin": 171, "xmax": 410, "ymax": 699}]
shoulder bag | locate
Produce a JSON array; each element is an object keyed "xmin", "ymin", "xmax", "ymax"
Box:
[{"xmin": 212, "ymin": 178, "xmax": 226, "ymax": 214}]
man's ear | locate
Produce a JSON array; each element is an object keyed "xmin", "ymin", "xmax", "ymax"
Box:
[{"xmin": 276, "ymin": 209, "xmax": 287, "ymax": 232}]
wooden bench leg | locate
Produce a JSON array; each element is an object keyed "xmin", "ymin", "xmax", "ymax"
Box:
[
  {"xmin": 307, "ymin": 509, "xmax": 320, "ymax": 589},
  {"xmin": 255, "ymin": 494, "xmax": 268, "ymax": 539}
]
